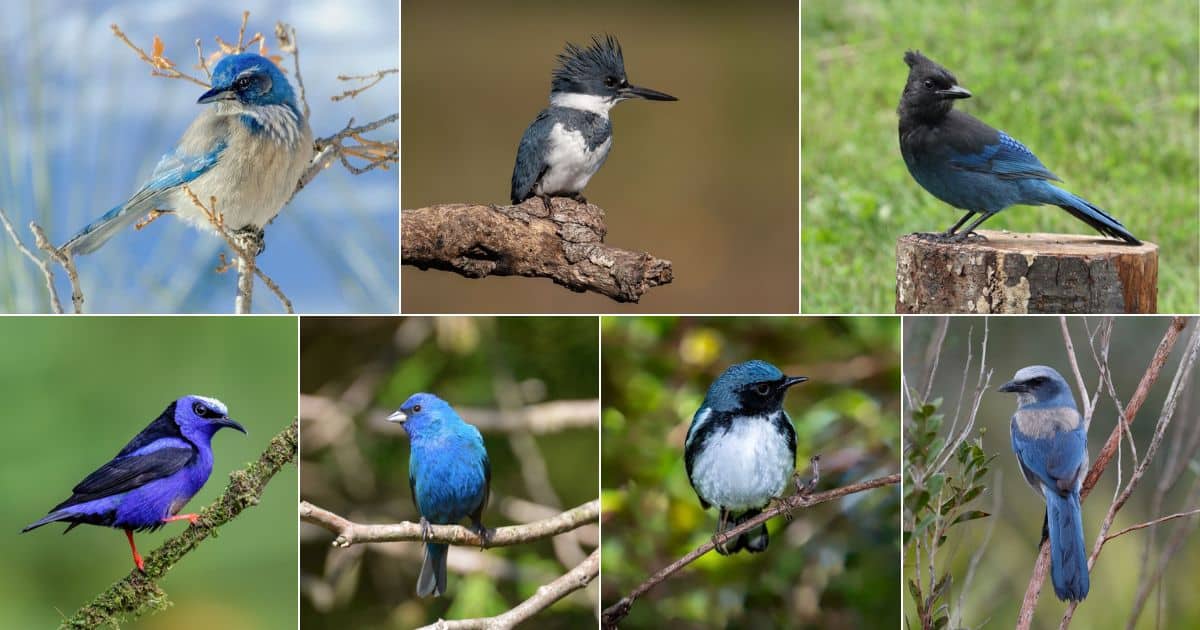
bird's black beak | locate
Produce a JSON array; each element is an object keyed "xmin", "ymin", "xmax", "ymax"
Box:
[
  {"xmin": 217, "ymin": 417, "xmax": 247, "ymax": 433},
  {"xmin": 937, "ymin": 84, "xmax": 972, "ymax": 100},
  {"xmin": 197, "ymin": 86, "xmax": 237, "ymax": 104},
  {"xmin": 782, "ymin": 375, "xmax": 809, "ymax": 389},
  {"xmin": 621, "ymin": 83, "xmax": 677, "ymax": 101},
  {"xmin": 386, "ymin": 410, "xmax": 407, "ymax": 424},
  {"xmin": 998, "ymin": 380, "xmax": 1023, "ymax": 393}
]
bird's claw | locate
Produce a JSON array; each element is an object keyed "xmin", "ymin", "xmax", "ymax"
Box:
[
  {"xmin": 233, "ymin": 227, "xmax": 267, "ymax": 255},
  {"xmin": 472, "ymin": 521, "xmax": 491, "ymax": 550},
  {"xmin": 419, "ymin": 516, "xmax": 433, "ymax": 543}
]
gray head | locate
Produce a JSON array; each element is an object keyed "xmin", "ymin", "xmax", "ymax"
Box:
[
  {"xmin": 998, "ymin": 365, "xmax": 1076, "ymax": 408},
  {"xmin": 702, "ymin": 359, "xmax": 807, "ymax": 414},
  {"xmin": 550, "ymin": 35, "xmax": 677, "ymax": 104},
  {"xmin": 898, "ymin": 50, "xmax": 971, "ymax": 122}
]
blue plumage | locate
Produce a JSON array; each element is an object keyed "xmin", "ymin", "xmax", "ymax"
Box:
[
  {"xmin": 683, "ymin": 360, "xmax": 806, "ymax": 554},
  {"xmin": 898, "ymin": 50, "xmax": 1139, "ymax": 244},
  {"xmin": 1000, "ymin": 365, "xmax": 1090, "ymax": 602},
  {"xmin": 22, "ymin": 395, "xmax": 245, "ymax": 571},
  {"xmin": 387, "ymin": 393, "xmax": 490, "ymax": 597},
  {"xmin": 510, "ymin": 35, "xmax": 676, "ymax": 206},
  {"xmin": 63, "ymin": 52, "xmax": 313, "ymax": 255}
]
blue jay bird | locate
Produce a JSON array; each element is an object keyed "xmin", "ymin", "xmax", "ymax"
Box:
[
  {"xmin": 1000, "ymin": 365, "xmax": 1090, "ymax": 601},
  {"xmin": 22, "ymin": 395, "xmax": 245, "ymax": 571},
  {"xmin": 510, "ymin": 35, "xmax": 676, "ymax": 207},
  {"xmin": 387, "ymin": 393, "xmax": 490, "ymax": 597},
  {"xmin": 684, "ymin": 360, "xmax": 807, "ymax": 554},
  {"xmin": 62, "ymin": 53, "xmax": 313, "ymax": 255},
  {"xmin": 897, "ymin": 50, "xmax": 1139, "ymax": 244}
]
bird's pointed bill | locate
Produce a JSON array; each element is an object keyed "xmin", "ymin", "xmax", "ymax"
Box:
[
  {"xmin": 621, "ymin": 84, "xmax": 677, "ymax": 101},
  {"xmin": 937, "ymin": 84, "xmax": 971, "ymax": 99},
  {"xmin": 196, "ymin": 87, "xmax": 237, "ymax": 104},
  {"xmin": 218, "ymin": 417, "xmax": 247, "ymax": 433},
  {"xmin": 387, "ymin": 410, "xmax": 407, "ymax": 423},
  {"xmin": 782, "ymin": 375, "xmax": 809, "ymax": 389}
]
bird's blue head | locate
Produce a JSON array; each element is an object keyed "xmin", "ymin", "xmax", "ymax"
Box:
[
  {"xmin": 550, "ymin": 35, "xmax": 676, "ymax": 108},
  {"xmin": 702, "ymin": 360, "xmax": 808, "ymax": 414},
  {"xmin": 198, "ymin": 53, "xmax": 298, "ymax": 110},
  {"xmin": 998, "ymin": 365, "xmax": 1076, "ymax": 409},
  {"xmin": 174, "ymin": 394, "xmax": 246, "ymax": 440},
  {"xmin": 386, "ymin": 392, "xmax": 460, "ymax": 437}
]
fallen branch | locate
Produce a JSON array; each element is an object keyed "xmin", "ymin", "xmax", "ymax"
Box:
[
  {"xmin": 62, "ymin": 419, "xmax": 298, "ymax": 629},
  {"xmin": 402, "ymin": 198, "xmax": 673, "ymax": 303},
  {"xmin": 300, "ymin": 499, "xmax": 599, "ymax": 548},
  {"xmin": 601, "ymin": 472, "xmax": 900, "ymax": 627},
  {"xmin": 421, "ymin": 549, "xmax": 599, "ymax": 630}
]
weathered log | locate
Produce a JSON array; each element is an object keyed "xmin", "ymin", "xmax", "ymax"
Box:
[
  {"xmin": 896, "ymin": 230, "xmax": 1158, "ymax": 313},
  {"xmin": 401, "ymin": 198, "xmax": 672, "ymax": 303}
]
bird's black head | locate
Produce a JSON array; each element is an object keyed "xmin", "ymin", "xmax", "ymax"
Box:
[
  {"xmin": 898, "ymin": 50, "xmax": 971, "ymax": 122},
  {"xmin": 550, "ymin": 35, "xmax": 676, "ymax": 105}
]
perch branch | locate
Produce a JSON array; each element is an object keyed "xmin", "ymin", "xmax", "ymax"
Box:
[
  {"xmin": 300, "ymin": 499, "xmax": 599, "ymax": 548},
  {"xmin": 420, "ymin": 549, "xmax": 599, "ymax": 630},
  {"xmin": 0, "ymin": 209, "xmax": 63, "ymax": 313},
  {"xmin": 403, "ymin": 198, "xmax": 673, "ymax": 303},
  {"xmin": 601, "ymin": 472, "xmax": 900, "ymax": 627},
  {"xmin": 62, "ymin": 419, "xmax": 298, "ymax": 629}
]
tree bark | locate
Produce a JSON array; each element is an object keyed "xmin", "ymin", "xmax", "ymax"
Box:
[{"xmin": 896, "ymin": 231, "xmax": 1158, "ymax": 313}]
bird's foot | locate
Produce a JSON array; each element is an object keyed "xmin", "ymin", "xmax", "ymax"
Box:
[
  {"xmin": 945, "ymin": 231, "xmax": 987, "ymax": 243},
  {"xmin": 537, "ymin": 194, "xmax": 554, "ymax": 212},
  {"xmin": 794, "ymin": 455, "xmax": 821, "ymax": 496},
  {"xmin": 233, "ymin": 227, "xmax": 267, "ymax": 256},
  {"xmin": 419, "ymin": 516, "xmax": 433, "ymax": 543},
  {"xmin": 135, "ymin": 209, "xmax": 172, "ymax": 231},
  {"xmin": 568, "ymin": 193, "xmax": 588, "ymax": 205},
  {"xmin": 711, "ymin": 532, "xmax": 733, "ymax": 555},
  {"xmin": 471, "ymin": 520, "xmax": 491, "ymax": 550},
  {"xmin": 162, "ymin": 513, "xmax": 201, "ymax": 526}
]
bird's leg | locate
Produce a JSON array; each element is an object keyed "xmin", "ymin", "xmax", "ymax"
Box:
[
  {"xmin": 942, "ymin": 211, "xmax": 976, "ymax": 237},
  {"xmin": 568, "ymin": 192, "xmax": 588, "ymax": 205},
  {"xmin": 712, "ymin": 508, "xmax": 731, "ymax": 554},
  {"xmin": 125, "ymin": 529, "xmax": 145, "ymax": 572},
  {"xmin": 470, "ymin": 516, "xmax": 491, "ymax": 550},
  {"xmin": 538, "ymin": 193, "xmax": 554, "ymax": 212},
  {"xmin": 135, "ymin": 209, "xmax": 173, "ymax": 231},
  {"xmin": 419, "ymin": 516, "xmax": 433, "ymax": 543},
  {"xmin": 233, "ymin": 226, "xmax": 267, "ymax": 256},
  {"xmin": 795, "ymin": 454, "xmax": 821, "ymax": 496},
  {"xmin": 949, "ymin": 212, "xmax": 995, "ymax": 241},
  {"xmin": 162, "ymin": 513, "xmax": 201, "ymax": 526}
]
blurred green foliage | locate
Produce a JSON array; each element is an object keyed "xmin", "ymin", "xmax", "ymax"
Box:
[
  {"xmin": 904, "ymin": 317, "xmax": 1200, "ymax": 628},
  {"xmin": 803, "ymin": 0, "xmax": 1199, "ymax": 313},
  {"xmin": 0, "ymin": 316, "xmax": 298, "ymax": 629},
  {"xmin": 601, "ymin": 316, "xmax": 901, "ymax": 628},
  {"xmin": 300, "ymin": 317, "xmax": 598, "ymax": 629}
]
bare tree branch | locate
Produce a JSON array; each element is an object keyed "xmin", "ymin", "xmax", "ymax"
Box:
[
  {"xmin": 402, "ymin": 198, "xmax": 673, "ymax": 303},
  {"xmin": 0, "ymin": 208, "xmax": 62, "ymax": 313},
  {"xmin": 300, "ymin": 499, "xmax": 599, "ymax": 548},
  {"xmin": 602, "ymin": 473, "xmax": 900, "ymax": 628},
  {"xmin": 62, "ymin": 419, "xmax": 298, "ymax": 628},
  {"xmin": 420, "ymin": 549, "xmax": 599, "ymax": 630},
  {"xmin": 1103, "ymin": 508, "xmax": 1200, "ymax": 542}
]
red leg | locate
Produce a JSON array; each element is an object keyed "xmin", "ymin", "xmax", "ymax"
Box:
[
  {"xmin": 125, "ymin": 529, "xmax": 145, "ymax": 572},
  {"xmin": 162, "ymin": 513, "xmax": 200, "ymax": 525}
]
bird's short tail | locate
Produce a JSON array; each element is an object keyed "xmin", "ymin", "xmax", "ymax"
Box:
[
  {"xmin": 417, "ymin": 542, "xmax": 448, "ymax": 597},
  {"xmin": 1044, "ymin": 185, "xmax": 1140, "ymax": 245},
  {"xmin": 1046, "ymin": 490, "xmax": 1089, "ymax": 601},
  {"xmin": 717, "ymin": 508, "xmax": 769, "ymax": 555}
]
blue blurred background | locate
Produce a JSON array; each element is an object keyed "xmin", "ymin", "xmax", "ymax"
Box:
[{"xmin": 0, "ymin": 0, "xmax": 398, "ymax": 313}]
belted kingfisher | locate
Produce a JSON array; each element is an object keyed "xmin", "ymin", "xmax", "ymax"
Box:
[
  {"xmin": 684, "ymin": 360, "xmax": 807, "ymax": 555},
  {"xmin": 510, "ymin": 35, "xmax": 677, "ymax": 206}
]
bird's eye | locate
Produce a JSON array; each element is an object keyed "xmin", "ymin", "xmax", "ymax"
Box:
[
  {"xmin": 604, "ymin": 77, "xmax": 617, "ymax": 87},
  {"xmin": 412, "ymin": 404, "xmax": 422, "ymax": 413},
  {"xmin": 923, "ymin": 79, "xmax": 935, "ymax": 89},
  {"xmin": 754, "ymin": 383, "xmax": 771, "ymax": 396},
  {"xmin": 192, "ymin": 402, "xmax": 209, "ymax": 417},
  {"xmin": 235, "ymin": 77, "xmax": 252, "ymax": 90}
]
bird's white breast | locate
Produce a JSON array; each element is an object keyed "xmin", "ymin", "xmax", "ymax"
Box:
[
  {"xmin": 533, "ymin": 123, "xmax": 611, "ymax": 197},
  {"xmin": 691, "ymin": 412, "xmax": 794, "ymax": 511}
]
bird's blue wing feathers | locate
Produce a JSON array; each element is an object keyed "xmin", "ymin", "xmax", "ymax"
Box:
[
  {"xmin": 510, "ymin": 110, "xmax": 554, "ymax": 203},
  {"xmin": 950, "ymin": 132, "xmax": 1062, "ymax": 181},
  {"xmin": 61, "ymin": 445, "xmax": 196, "ymax": 507},
  {"xmin": 62, "ymin": 141, "xmax": 227, "ymax": 254},
  {"xmin": 1012, "ymin": 429, "xmax": 1084, "ymax": 492}
]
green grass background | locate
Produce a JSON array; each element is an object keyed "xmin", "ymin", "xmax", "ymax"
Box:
[
  {"xmin": 0, "ymin": 317, "xmax": 298, "ymax": 629},
  {"xmin": 802, "ymin": 0, "xmax": 1199, "ymax": 313}
]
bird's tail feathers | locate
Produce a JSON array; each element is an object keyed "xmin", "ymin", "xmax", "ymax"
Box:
[
  {"xmin": 417, "ymin": 542, "xmax": 448, "ymax": 597},
  {"xmin": 1046, "ymin": 490, "xmax": 1089, "ymax": 601},
  {"xmin": 21, "ymin": 510, "xmax": 68, "ymax": 533},
  {"xmin": 62, "ymin": 199, "xmax": 154, "ymax": 256},
  {"xmin": 1045, "ymin": 185, "xmax": 1140, "ymax": 245}
]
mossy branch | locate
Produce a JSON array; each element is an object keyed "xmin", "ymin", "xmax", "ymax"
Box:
[{"xmin": 61, "ymin": 418, "xmax": 298, "ymax": 629}]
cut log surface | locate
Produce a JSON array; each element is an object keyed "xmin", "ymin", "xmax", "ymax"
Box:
[{"xmin": 896, "ymin": 230, "xmax": 1158, "ymax": 314}]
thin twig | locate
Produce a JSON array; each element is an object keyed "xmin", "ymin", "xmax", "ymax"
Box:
[
  {"xmin": 1103, "ymin": 508, "xmax": 1200, "ymax": 542},
  {"xmin": 300, "ymin": 499, "xmax": 599, "ymax": 548},
  {"xmin": 332, "ymin": 68, "xmax": 398, "ymax": 101},
  {"xmin": 31, "ymin": 223, "xmax": 83, "ymax": 313},
  {"xmin": 0, "ymin": 209, "xmax": 62, "ymax": 313}
]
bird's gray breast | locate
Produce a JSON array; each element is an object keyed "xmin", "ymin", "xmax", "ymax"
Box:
[{"xmin": 532, "ymin": 107, "xmax": 613, "ymax": 196}]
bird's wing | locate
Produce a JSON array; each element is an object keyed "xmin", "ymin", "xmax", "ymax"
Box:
[
  {"xmin": 62, "ymin": 139, "xmax": 228, "ymax": 255},
  {"xmin": 684, "ymin": 407, "xmax": 712, "ymax": 509},
  {"xmin": 57, "ymin": 444, "xmax": 196, "ymax": 508},
  {"xmin": 475, "ymin": 449, "xmax": 492, "ymax": 521},
  {"xmin": 510, "ymin": 110, "xmax": 554, "ymax": 203},
  {"xmin": 949, "ymin": 131, "xmax": 1062, "ymax": 181},
  {"xmin": 1043, "ymin": 429, "xmax": 1087, "ymax": 492}
]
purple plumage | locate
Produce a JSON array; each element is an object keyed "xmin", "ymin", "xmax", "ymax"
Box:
[{"xmin": 22, "ymin": 395, "xmax": 245, "ymax": 571}]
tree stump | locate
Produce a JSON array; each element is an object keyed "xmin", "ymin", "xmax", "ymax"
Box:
[{"xmin": 896, "ymin": 231, "xmax": 1158, "ymax": 313}]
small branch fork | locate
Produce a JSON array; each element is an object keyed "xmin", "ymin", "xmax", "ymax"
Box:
[
  {"xmin": 2, "ymin": 13, "xmax": 397, "ymax": 313},
  {"xmin": 300, "ymin": 499, "xmax": 599, "ymax": 548},
  {"xmin": 601, "ymin": 469, "xmax": 900, "ymax": 628}
]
